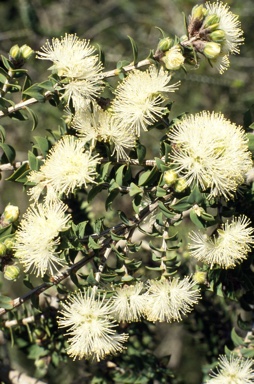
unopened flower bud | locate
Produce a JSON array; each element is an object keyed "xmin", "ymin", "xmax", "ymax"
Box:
[
  {"xmin": 203, "ymin": 42, "xmax": 221, "ymax": 59},
  {"xmin": 203, "ymin": 14, "xmax": 220, "ymax": 28},
  {"xmin": 157, "ymin": 37, "xmax": 174, "ymax": 52},
  {"xmin": 4, "ymin": 265, "xmax": 20, "ymax": 281},
  {"xmin": 0, "ymin": 243, "xmax": 7, "ymax": 257},
  {"xmin": 209, "ymin": 29, "xmax": 226, "ymax": 43},
  {"xmin": 193, "ymin": 271, "xmax": 207, "ymax": 284},
  {"xmin": 161, "ymin": 46, "xmax": 185, "ymax": 70},
  {"xmin": 164, "ymin": 170, "xmax": 178, "ymax": 186},
  {"xmin": 2, "ymin": 204, "xmax": 20, "ymax": 224},
  {"xmin": 20, "ymin": 45, "xmax": 34, "ymax": 61},
  {"xmin": 191, "ymin": 5, "xmax": 207, "ymax": 20},
  {"xmin": 3, "ymin": 238, "xmax": 15, "ymax": 251},
  {"xmin": 9, "ymin": 45, "xmax": 22, "ymax": 61},
  {"xmin": 205, "ymin": 23, "xmax": 220, "ymax": 32},
  {"xmin": 174, "ymin": 178, "xmax": 188, "ymax": 193}
]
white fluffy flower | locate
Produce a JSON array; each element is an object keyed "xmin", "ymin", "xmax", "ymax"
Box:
[
  {"xmin": 15, "ymin": 201, "xmax": 71, "ymax": 277},
  {"xmin": 206, "ymin": 354, "xmax": 254, "ymax": 383},
  {"xmin": 73, "ymin": 105, "xmax": 136, "ymax": 160},
  {"xmin": 111, "ymin": 282, "xmax": 146, "ymax": 322},
  {"xmin": 58, "ymin": 289, "xmax": 128, "ymax": 361},
  {"xmin": 28, "ymin": 135, "xmax": 100, "ymax": 201},
  {"xmin": 189, "ymin": 215, "xmax": 254, "ymax": 269},
  {"xmin": 144, "ymin": 276, "xmax": 200, "ymax": 323},
  {"xmin": 111, "ymin": 66, "xmax": 180, "ymax": 136},
  {"xmin": 168, "ymin": 111, "xmax": 252, "ymax": 199}
]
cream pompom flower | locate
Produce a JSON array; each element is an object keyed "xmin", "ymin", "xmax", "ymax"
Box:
[
  {"xmin": 189, "ymin": 215, "xmax": 254, "ymax": 269},
  {"xmin": 72, "ymin": 105, "xmax": 136, "ymax": 160},
  {"xmin": 206, "ymin": 354, "xmax": 254, "ymax": 383},
  {"xmin": 58, "ymin": 289, "xmax": 128, "ymax": 361},
  {"xmin": 111, "ymin": 282, "xmax": 147, "ymax": 322},
  {"xmin": 37, "ymin": 34, "xmax": 104, "ymax": 108},
  {"xmin": 144, "ymin": 276, "xmax": 200, "ymax": 323},
  {"xmin": 15, "ymin": 201, "xmax": 71, "ymax": 277},
  {"xmin": 111, "ymin": 66, "xmax": 180, "ymax": 136},
  {"xmin": 37, "ymin": 34, "xmax": 103, "ymax": 80},
  {"xmin": 28, "ymin": 135, "xmax": 100, "ymax": 201},
  {"xmin": 168, "ymin": 111, "xmax": 252, "ymax": 199}
]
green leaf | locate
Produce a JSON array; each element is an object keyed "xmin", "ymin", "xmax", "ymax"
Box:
[
  {"xmin": 115, "ymin": 164, "xmax": 126, "ymax": 185},
  {"xmin": 0, "ymin": 143, "xmax": 16, "ymax": 164},
  {"xmin": 247, "ymin": 133, "xmax": 254, "ymax": 154},
  {"xmin": 157, "ymin": 201, "xmax": 175, "ymax": 218},
  {"xmin": 1, "ymin": 55, "xmax": 11, "ymax": 70},
  {"xmin": 0, "ymin": 294, "xmax": 13, "ymax": 309},
  {"xmin": 9, "ymin": 110, "xmax": 27, "ymax": 121},
  {"xmin": 243, "ymin": 105, "xmax": 254, "ymax": 129},
  {"xmin": 33, "ymin": 136, "xmax": 51, "ymax": 156},
  {"xmin": 189, "ymin": 210, "xmax": 206, "ymax": 229},
  {"xmin": 88, "ymin": 236, "xmax": 101, "ymax": 250},
  {"xmin": 231, "ymin": 327, "xmax": 244, "ymax": 347},
  {"xmin": 25, "ymin": 107, "xmax": 38, "ymax": 131},
  {"xmin": 136, "ymin": 141, "xmax": 146, "ymax": 164},
  {"xmin": 138, "ymin": 167, "xmax": 158, "ymax": 186},
  {"xmin": 241, "ymin": 348, "xmax": 254, "ymax": 358},
  {"xmin": 22, "ymin": 83, "xmax": 46, "ymax": 102},
  {"xmin": 28, "ymin": 151, "xmax": 43, "ymax": 171},
  {"xmin": 6, "ymin": 162, "xmax": 30, "ymax": 182},
  {"xmin": 129, "ymin": 182, "xmax": 143, "ymax": 197},
  {"xmin": 0, "ymin": 125, "xmax": 6, "ymax": 142},
  {"xmin": 128, "ymin": 35, "xmax": 139, "ymax": 65},
  {"xmin": 118, "ymin": 210, "xmax": 131, "ymax": 226}
]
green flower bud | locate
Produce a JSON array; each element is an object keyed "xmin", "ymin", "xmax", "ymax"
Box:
[
  {"xmin": 9, "ymin": 45, "xmax": 21, "ymax": 61},
  {"xmin": 0, "ymin": 243, "xmax": 7, "ymax": 257},
  {"xmin": 203, "ymin": 14, "xmax": 220, "ymax": 28},
  {"xmin": 191, "ymin": 5, "xmax": 207, "ymax": 20},
  {"xmin": 209, "ymin": 29, "xmax": 226, "ymax": 43},
  {"xmin": 4, "ymin": 265, "xmax": 20, "ymax": 281},
  {"xmin": 203, "ymin": 42, "xmax": 221, "ymax": 59},
  {"xmin": 20, "ymin": 44, "xmax": 34, "ymax": 61},
  {"xmin": 174, "ymin": 177, "xmax": 188, "ymax": 193},
  {"xmin": 2, "ymin": 204, "xmax": 20, "ymax": 224},
  {"xmin": 205, "ymin": 23, "xmax": 220, "ymax": 33},
  {"xmin": 193, "ymin": 271, "xmax": 207, "ymax": 284},
  {"xmin": 3, "ymin": 238, "xmax": 15, "ymax": 251},
  {"xmin": 157, "ymin": 37, "xmax": 174, "ymax": 52},
  {"xmin": 164, "ymin": 170, "xmax": 178, "ymax": 186}
]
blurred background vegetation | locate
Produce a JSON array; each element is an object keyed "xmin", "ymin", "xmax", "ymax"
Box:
[{"xmin": 0, "ymin": 1, "xmax": 253, "ymax": 383}]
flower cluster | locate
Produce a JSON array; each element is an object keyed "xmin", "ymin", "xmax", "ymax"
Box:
[
  {"xmin": 206, "ymin": 354, "xmax": 254, "ymax": 383},
  {"xmin": 37, "ymin": 34, "xmax": 104, "ymax": 109},
  {"xmin": 168, "ymin": 111, "xmax": 252, "ymax": 199},
  {"xmin": 72, "ymin": 104, "xmax": 136, "ymax": 160},
  {"xmin": 58, "ymin": 278, "xmax": 200, "ymax": 360},
  {"xmin": 189, "ymin": 215, "xmax": 254, "ymax": 269},
  {"xmin": 58, "ymin": 289, "xmax": 129, "ymax": 361},
  {"xmin": 28, "ymin": 135, "xmax": 101, "ymax": 201},
  {"xmin": 15, "ymin": 201, "xmax": 71, "ymax": 277},
  {"xmin": 111, "ymin": 66, "xmax": 180, "ymax": 136},
  {"xmin": 187, "ymin": 1, "xmax": 244, "ymax": 73}
]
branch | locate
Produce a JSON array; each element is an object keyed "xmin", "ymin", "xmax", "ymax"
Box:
[
  {"xmin": 102, "ymin": 58, "xmax": 152, "ymax": 78},
  {"xmin": 0, "ymin": 91, "xmax": 52, "ymax": 119},
  {"xmin": 0, "ymin": 158, "xmax": 156, "ymax": 173},
  {"xmin": 0, "ymin": 193, "xmax": 173, "ymax": 317}
]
